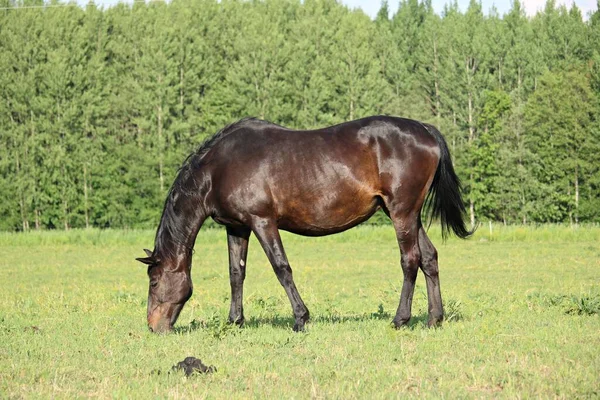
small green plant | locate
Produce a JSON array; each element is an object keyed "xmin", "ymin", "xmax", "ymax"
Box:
[
  {"xmin": 444, "ymin": 299, "xmax": 464, "ymax": 322},
  {"xmin": 370, "ymin": 303, "xmax": 387, "ymax": 319},
  {"xmin": 203, "ymin": 315, "xmax": 239, "ymax": 340},
  {"xmin": 564, "ymin": 294, "xmax": 600, "ymax": 316},
  {"xmin": 528, "ymin": 292, "xmax": 600, "ymax": 316}
]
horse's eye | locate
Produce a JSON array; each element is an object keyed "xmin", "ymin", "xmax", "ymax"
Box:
[{"xmin": 150, "ymin": 281, "xmax": 158, "ymax": 288}]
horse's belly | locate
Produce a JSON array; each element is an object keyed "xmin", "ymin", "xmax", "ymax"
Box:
[{"xmin": 276, "ymin": 192, "xmax": 380, "ymax": 236}]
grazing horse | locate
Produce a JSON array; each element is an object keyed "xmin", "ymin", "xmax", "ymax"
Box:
[{"xmin": 136, "ymin": 116, "xmax": 472, "ymax": 333}]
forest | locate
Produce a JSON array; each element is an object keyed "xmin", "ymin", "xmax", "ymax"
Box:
[{"xmin": 1, "ymin": 0, "xmax": 599, "ymax": 231}]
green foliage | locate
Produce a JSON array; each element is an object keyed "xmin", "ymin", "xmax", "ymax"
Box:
[
  {"xmin": 524, "ymin": 69, "xmax": 599, "ymax": 223},
  {"xmin": 1, "ymin": 0, "xmax": 600, "ymax": 231}
]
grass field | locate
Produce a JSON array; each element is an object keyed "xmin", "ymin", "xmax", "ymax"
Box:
[{"xmin": 1, "ymin": 225, "xmax": 599, "ymax": 398}]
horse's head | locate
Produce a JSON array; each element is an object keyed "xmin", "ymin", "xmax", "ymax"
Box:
[{"xmin": 136, "ymin": 249, "xmax": 193, "ymax": 333}]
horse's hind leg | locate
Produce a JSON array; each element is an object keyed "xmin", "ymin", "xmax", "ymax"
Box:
[
  {"xmin": 389, "ymin": 211, "xmax": 421, "ymax": 329},
  {"xmin": 251, "ymin": 217, "xmax": 309, "ymax": 332},
  {"xmin": 227, "ymin": 226, "xmax": 251, "ymax": 326},
  {"xmin": 419, "ymin": 225, "xmax": 444, "ymax": 327}
]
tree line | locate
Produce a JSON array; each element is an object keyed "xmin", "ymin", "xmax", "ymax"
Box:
[{"xmin": 1, "ymin": 0, "xmax": 599, "ymax": 231}]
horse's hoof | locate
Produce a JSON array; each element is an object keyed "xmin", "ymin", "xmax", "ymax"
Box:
[
  {"xmin": 427, "ymin": 317, "xmax": 443, "ymax": 328},
  {"xmin": 293, "ymin": 314, "xmax": 309, "ymax": 332},
  {"xmin": 228, "ymin": 316, "xmax": 245, "ymax": 327},
  {"xmin": 392, "ymin": 317, "xmax": 410, "ymax": 329}
]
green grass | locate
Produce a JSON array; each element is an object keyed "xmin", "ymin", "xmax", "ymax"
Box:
[{"xmin": 1, "ymin": 226, "xmax": 599, "ymax": 398}]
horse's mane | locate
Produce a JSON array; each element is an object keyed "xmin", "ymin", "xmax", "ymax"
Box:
[
  {"xmin": 152, "ymin": 117, "xmax": 263, "ymax": 259},
  {"xmin": 198, "ymin": 117, "xmax": 263, "ymax": 160}
]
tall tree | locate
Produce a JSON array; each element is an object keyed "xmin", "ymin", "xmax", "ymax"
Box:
[
  {"xmin": 525, "ymin": 70, "xmax": 599, "ymax": 223},
  {"xmin": 442, "ymin": 0, "xmax": 492, "ymax": 226}
]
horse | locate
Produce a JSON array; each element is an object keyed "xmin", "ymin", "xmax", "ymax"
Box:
[{"xmin": 136, "ymin": 115, "xmax": 472, "ymax": 333}]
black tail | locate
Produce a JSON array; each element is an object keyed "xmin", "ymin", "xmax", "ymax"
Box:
[{"xmin": 423, "ymin": 123, "xmax": 474, "ymax": 240}]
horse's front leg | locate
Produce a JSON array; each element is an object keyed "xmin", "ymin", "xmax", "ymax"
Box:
[
  {"xmin": 251, "ymin": 217, "xmax": 310, "ymax": 331},
  {"xmin": 227, "ymin": 226, "xmax": 251, "ymax": 326}
]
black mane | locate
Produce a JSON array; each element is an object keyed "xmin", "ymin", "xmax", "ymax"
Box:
[
  {"xmin": 152, "ymin": 117, "xmax": 262, "ymax": 259},
  {"xmin": 197, "ymin": 117, "xmax": 259, "ymax": 161}
]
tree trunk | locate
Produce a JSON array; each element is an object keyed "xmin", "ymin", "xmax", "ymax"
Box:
[
  {"xmin": 16, "ymin": 150, "xmax": 29, "ymax": 231},
  {"xmin": 467, "ymin": 69, "xmax": 474, "ymax": 227},
  {"xmin": 157, "ymin": 104, "xmax": 164, "ymax": 192},
  {"xmin": 433, "ymin": 37, "xmax": 441, "ymax": 127},
  {"xmin": 574, "ymin": 167, "xmax": 579, "ymax": 225},
  {"xmin": 568, "ymin": 184, "xmax": 573, "ymax": 226},
  {"xmin": 62, "ymin": 165, "xmax": 69, "ymax": 231},
  {"xmin": 180, "ymin": 65, "xmax": 184, "ymax": 116},
  {"xmin": 516, "ymin": 65, "xmax": 527, "ymax": 224},
  {"xmin": 452, "ymin": 111, "xmax": 457, "ymax": 153},
  {"xmin": 516, "ymin": 65, "xmax": 523, "ymax": 164},
  {"xmin": 498, "ymin": 59, "xmax": 502, "ymax": 85},
  {"xmin": 31, "ymin": 111, "xmax": 40, "ymax": 230},
  {"xmin": 83, "ymin": 163, "xmax": 89, "ymax": 229},
  {"xmin": 469, "ymin": 198, "xmax": 475, "ymax": 228},
  {"xmin": 468, "ymin": 90, "xmax": 474, "ymax": 142},
  {"xmin": 520, "ymin": 190, "xmax": 526, "ymax": 224},
  {"xmin": 64, "ymin": 203, "xmax": 70, "ymax": 231},
  {"xmin": 12, "ymin": 113, "xmax": 29, "ymax": 231}
]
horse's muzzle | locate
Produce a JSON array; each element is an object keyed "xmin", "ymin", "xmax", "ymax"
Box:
[
  {"xmin": 148, "ymin": 302, "xmax": 185, "ymax": 333},
  {"xmin": 147, "ymin": 303, "xmax": 173, "ymax": 333}
]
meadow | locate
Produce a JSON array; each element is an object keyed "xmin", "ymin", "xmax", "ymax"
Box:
[{"xmin": 1, "ymin": 225, "xmax": 599, "ymax": 398}]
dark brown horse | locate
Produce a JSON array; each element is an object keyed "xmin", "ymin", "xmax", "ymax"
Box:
[{"xmin": 136, "ymin": 116, "xmax": 472, "ymax": 333}]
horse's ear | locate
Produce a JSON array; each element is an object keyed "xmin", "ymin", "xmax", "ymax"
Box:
[
  {"xmin": 137, "ymin": 249, "xmax": 156, "ymax": 265},
  {"xmin": 136, "ymin": 256, "xmax": 155, "ymax": 265}
]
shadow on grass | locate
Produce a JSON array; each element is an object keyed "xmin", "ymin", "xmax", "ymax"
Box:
[
  {"xmin": 243, "ymin": 315, "xmax": 296, "ymax": 329},
  {"xmin": 244, "ymin": 308, "xmax": 398, "ymax": 329},
  {"xmin": 399, "ymin": 312, "xmax": 430, "ymax": 330},
  {"xmin": 175, "ymin": 310, "xmax": 435, "ymax": 333},
  {"xmin": 173, "ymin": 324, "xmax": 203, "ymax": 335}
]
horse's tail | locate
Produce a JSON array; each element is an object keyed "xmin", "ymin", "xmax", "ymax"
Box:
[{"xmin": 423, "ymin": 123, "xmax": 474, "ymax": 240}]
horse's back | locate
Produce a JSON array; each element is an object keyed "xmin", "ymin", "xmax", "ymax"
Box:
[{"xmin": 205, "ymin": 116, "xmax": 440, "ymax": 235}]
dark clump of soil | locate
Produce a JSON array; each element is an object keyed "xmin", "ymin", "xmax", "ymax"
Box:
[{"xmin": 171, "ymin": 357, "xmax": 216, "ymax": 376}]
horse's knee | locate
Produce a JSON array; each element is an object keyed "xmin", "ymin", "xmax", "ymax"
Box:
[
  {"xmin": 420, "ymin": 246, "xmax": 439, "ymax": 277},
  {"xmin": 421, "ymin": 260, "xmax": 439, "ymax": 278},
  {"xmin": 273, "ymin": 263, "xmax": 294, "ymax": 286},
  {"xmin": 229, "ymin": 269, "xmax": 245, "ymax": 285},
  {"xmin": 423, "ymin": 246, "xmax": 438, "ymax": 263},
  {"xmin": 400, "ymin": 248, "xmax": 420, "ymax": 276}
]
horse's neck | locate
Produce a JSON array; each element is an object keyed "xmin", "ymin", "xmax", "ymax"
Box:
[{"xmin": 153, "ymin": 190, "xmax": 208, "ymax": 263}]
